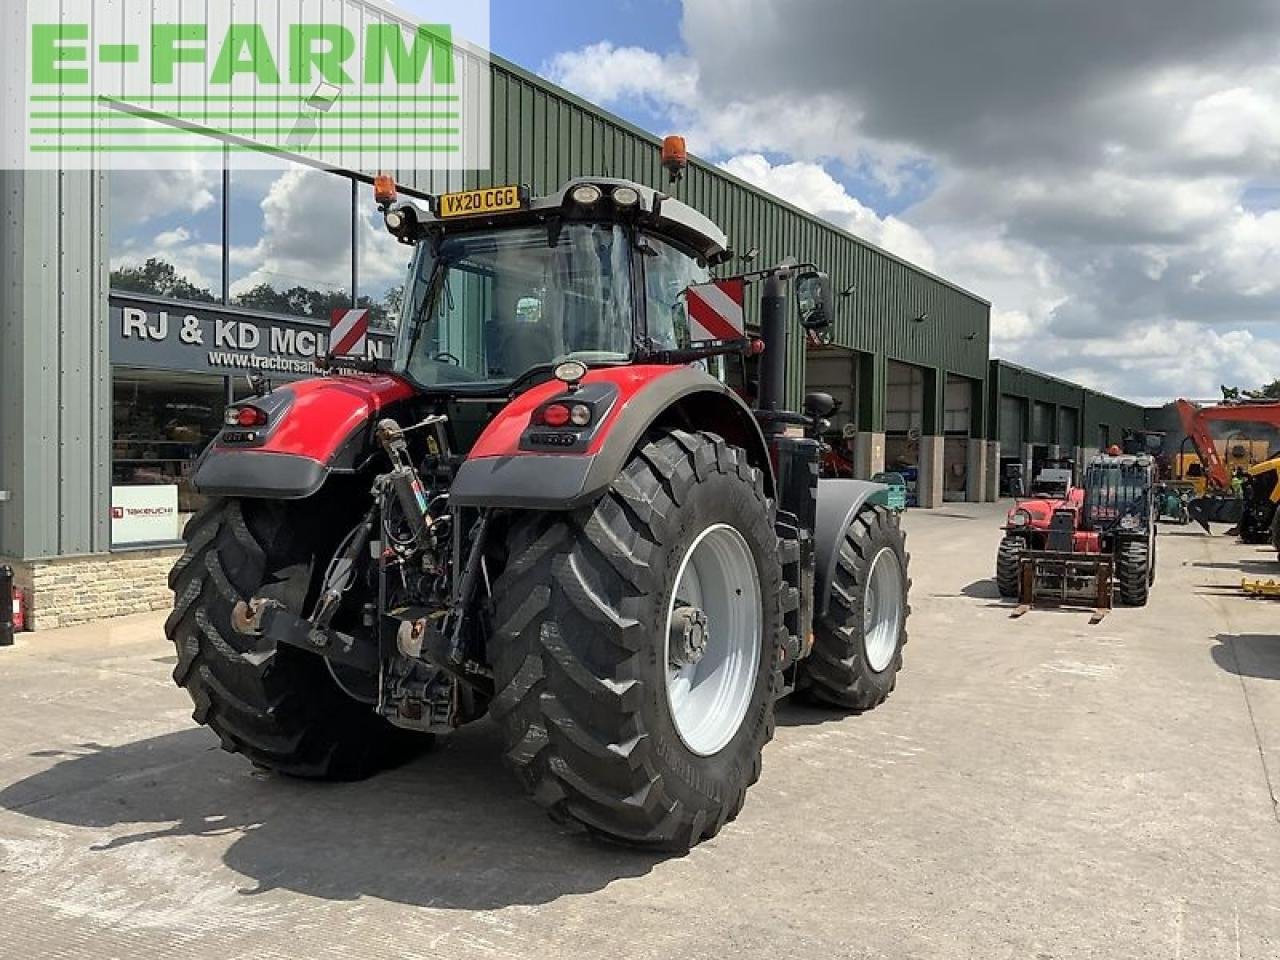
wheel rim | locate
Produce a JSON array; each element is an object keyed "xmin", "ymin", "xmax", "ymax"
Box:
[
  {"xmin": 863, "ymin": 547, "xmax": 904, "ymax": 674},
  {"xmin": 663, "ymin": 524, "xmax": 762, "ymax": 757}
]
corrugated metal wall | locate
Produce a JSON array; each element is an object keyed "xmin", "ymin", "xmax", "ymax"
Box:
[
  {"xmin": 1083, "ymin": 392, "xmax": 1148, "ymax": 441},
  {"xmin": 0, "ymin": 171, "xmax": 111, "ymax": 560},
  {"xmin": 988, "ymin": 360, "xmax": 1146, "ymax": 450}
]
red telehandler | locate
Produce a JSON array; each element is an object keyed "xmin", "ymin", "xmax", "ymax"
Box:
[{"xmin": 166, "ymin": 169, "xmax": 912, "ymax": 850}]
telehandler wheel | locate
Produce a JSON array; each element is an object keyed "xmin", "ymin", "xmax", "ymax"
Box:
[
  {"xmin": 490, "ymin": 430, "xmax": 784, "ymax": 850},
  {"xmin": 1269, "ymin": 509, "xmax": 1280, "ymax": 556},
  {"xmin": 166, "ymin": 499, "xmax": 429, "ymax": 780},
  {"xmin": 996, "ymin": 534, "xmax": 1026, "ymax": 599},
  {"xmin": 1116, "ymin": 540, "xmax": 1151, "ymax": 607},
  {"xmin": 798, "ymin": 507, "xmax": 911, "ymax": 711}
]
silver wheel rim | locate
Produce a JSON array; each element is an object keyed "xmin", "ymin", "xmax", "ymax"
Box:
[
  {"xmin": 863, "ymin": 547, "xmax": 904, "ymax": 674},
  {"xmin": 663, "ymin": 524, "xmax": 762, "ymax": 757}
]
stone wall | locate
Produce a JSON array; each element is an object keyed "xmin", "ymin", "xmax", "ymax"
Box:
[{"xmin": 0, "ymin": 549, "xmax": 182, "ymax": 631}]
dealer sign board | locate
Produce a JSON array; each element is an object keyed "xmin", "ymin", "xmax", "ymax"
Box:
[
  {"xmin": 110, "ymin": 295, "xmax": 396, "ymax": 379},
  {"xmin": 111, "ymin": 485, "xmax": 180, "ymax": 546}
]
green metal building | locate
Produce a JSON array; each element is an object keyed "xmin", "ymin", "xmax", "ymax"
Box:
[{"xmin": 988, "ymin": 360, "xmax": 1147, "ymax": 492}]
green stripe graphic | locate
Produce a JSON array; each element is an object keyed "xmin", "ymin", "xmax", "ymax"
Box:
[
  {"xmin": 32, "ymin": 111, "xmax": 460, "ymax": 120},
  {"xmin": 30, "ymin": 95, "xmax": 461, "ymax": 103},
  {"xmin": 33, "ymin": 127, "xmax": 460, "ymax": 136},
  {"xmin": 31, "ymin": 144, "xmax": 462, "ymax": 153}
]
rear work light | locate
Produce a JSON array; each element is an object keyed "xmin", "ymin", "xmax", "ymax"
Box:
[
  {"xmin": 226, "ymin": 406, "xmax": 268, "ymax": 428},
  {"xmin": 541, "ymin": 404, "xmax": 571, "ymax": 428}
]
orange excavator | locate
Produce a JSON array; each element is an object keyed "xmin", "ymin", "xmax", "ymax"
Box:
[{"xmin": 1176, "ymin": 398, "xmax": 1280, "ymax": 543}]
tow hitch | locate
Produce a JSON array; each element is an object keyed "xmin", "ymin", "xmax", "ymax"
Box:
[{"xmin": 232, "ymin": 598, "xmax": 379, "ymax": 673}]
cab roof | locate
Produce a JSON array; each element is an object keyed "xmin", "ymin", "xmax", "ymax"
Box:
[{"xmin": 399, "ymin": 177, "xmax": 732, "ymax": 267}]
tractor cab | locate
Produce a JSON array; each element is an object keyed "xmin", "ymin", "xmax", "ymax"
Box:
[
  {"xmin": 1079, "ymin": 454, "xmax": 1157, "ymax": 537},
  {"xmin": 374, "ymin": 176, "xmax": 830, "ymax": 398}
]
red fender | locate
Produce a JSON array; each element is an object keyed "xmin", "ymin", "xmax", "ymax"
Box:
[
  {"xmin": 467, "ymin": 365, "xmax": 684, "ymax": 460},
  {"xmin": 193, "ymin": 374, "xmax": 415, "ymax": 500}
]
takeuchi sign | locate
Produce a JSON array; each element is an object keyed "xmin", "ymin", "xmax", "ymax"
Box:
[{"xmin": 109, "ymin": 294, "xmax": 395, "ymax": 378}]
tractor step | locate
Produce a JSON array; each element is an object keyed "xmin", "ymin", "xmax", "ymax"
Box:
[{"xmin": 1016, "ymin": 550, "xmax": 1114, "ymax": 619}]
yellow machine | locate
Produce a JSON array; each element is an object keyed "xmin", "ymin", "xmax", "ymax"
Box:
[
  {"xmin": 1241, "ymin": 578, "xmax": 1280, "ymax": 598},
  {"xmin": 1172, "ymin": 453, "xmax": 1207, "ymax": 497}
]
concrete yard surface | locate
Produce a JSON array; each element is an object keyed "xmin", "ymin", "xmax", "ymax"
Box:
[{"xmin": 1, "ymin": 502, "xmax": 1277, "ymax": 959}]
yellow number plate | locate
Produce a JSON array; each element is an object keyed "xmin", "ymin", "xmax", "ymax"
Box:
[{"xmin": 438, "ymin": 185, "xmax": 523, "ymax": 218}]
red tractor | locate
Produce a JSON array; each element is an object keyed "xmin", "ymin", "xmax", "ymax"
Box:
[
  {"xmin": 996, "ymin": 454, "xmax": 1156, "ymax": 611},
  {"xmin": 167, "ymin": 175, "xmax": 911, "ymax": 850}
]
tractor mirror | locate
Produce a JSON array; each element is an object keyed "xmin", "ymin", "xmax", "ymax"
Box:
[{"xmin": 796, "ymin": 271, "xmax": 833, "ymax": 331}]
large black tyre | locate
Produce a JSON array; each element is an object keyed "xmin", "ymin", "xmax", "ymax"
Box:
[
  {"xmin": 489, "ymin": 430, "xmax": 785, "ymax": 850},
  {"xmin": 996, "ymin": 534, "xmax": 1026, "ymax": 599},
  {"xmin": 1269, "ymin": 508, "xmax": 1280, "ymax": 556},
  {"xmin": 166, "ymin": 498, "xmax": 428, "ymax": 780},
  {"xmin": 1116, "ymin": 540, "xmax": 1151, "ymax": 607},
  {"xmin": 798, "ymin": 507, "xmax": 911, "ymax": 710}
]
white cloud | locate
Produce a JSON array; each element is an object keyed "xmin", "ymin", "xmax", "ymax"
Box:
[
  {"xmin": 110, "ymin": 164, "xmax": 218, "ymax": 227},
  {"xmin": 544, "ymin": 42, "xmax": 699, "ymax": 115},
  {"xmin": 718, "ymin": 154, "xmax": 937, "ymax": 269},
  {"xmin": 229, "ymin": 167, "xmax": 356, "ymax": 297}
]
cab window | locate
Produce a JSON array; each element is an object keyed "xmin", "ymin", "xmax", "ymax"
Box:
[{"xmin": 643, "ymin": 236, "xmax": 711, "ymax": 351}]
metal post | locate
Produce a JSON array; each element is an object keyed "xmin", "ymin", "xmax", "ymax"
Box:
[
  {"xmin": 757, "ymin": 271, "xmax": 788, "ymax": 417},
  {"xmin": 0, "ymin": 565, "xmax": 14, "ymax": 647}
]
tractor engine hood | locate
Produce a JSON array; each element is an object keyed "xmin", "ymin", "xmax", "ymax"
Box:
[{"xmin": 1008, "ymin": 488, "xmax": 1084, "ymax": 529}]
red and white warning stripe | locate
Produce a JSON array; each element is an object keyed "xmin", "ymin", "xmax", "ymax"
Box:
[
  {"xmin": 329, "ymin": 308, "xmax": 371, "ymax": 358},
  {"xmin": 686, "ymin": 279, "xmax": 746, "ymax": 342}
]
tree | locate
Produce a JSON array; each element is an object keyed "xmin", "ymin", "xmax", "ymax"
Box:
[
  {"xmin": 1223, "ymin": 381, "xmax": 1280, "ymax": 401},
  {"xmin": 372, "ymin": 285, "xmax": 404, "ymax": 330},
  {"xmin": 111, "ymin": 258, "xmax": 216, "ymax": 302}
]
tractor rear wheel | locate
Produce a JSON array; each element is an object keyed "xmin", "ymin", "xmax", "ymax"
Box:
[
  {"xmin": 166, "ymin": 498, "xmax": 429, "ymax": 779},
  {"xmin": 1116, "ymin": 540, "xmax": 1151, "ymax": 607},
  {"xmin": 996, "ymin": 534, "xmax": 1026, "ymax": 599},
  {"xmin": 798, "ymin": 507, "xmax": 910, "ymax": 710},
  {"xmin": 490, "ymin": 430, "xmax": 784, "ymax": 850}
]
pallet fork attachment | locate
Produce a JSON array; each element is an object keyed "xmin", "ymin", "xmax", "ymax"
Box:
[{"xmin": 1013, "ymin": 550, "xmax": 1114, "ymax": 623}]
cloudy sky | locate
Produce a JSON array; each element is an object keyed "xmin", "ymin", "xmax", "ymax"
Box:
[{"xmin": 487, "ymin": 0, "xmax": 1280, "ymax": 404}]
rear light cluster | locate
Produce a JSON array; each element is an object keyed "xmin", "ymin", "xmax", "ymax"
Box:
[
  {"xmin": 538, "ymin": 403, "xmax": 593, "ymax": 429},
  {"xmin": 225, "ymin": 406, "xmax": 268, "ymax": 428}
]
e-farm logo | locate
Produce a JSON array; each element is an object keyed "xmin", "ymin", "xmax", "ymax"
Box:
[{"xmin": 10, "ymin": 0, "xmax": 490, "ymax": 170}]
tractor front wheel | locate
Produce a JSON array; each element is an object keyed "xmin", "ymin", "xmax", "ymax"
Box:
[
  {"xmin": 996, "ymin": 534, "xmax": 1026, "ymax": 599},
  {"xmin": 166, "ymin": 499, "xmax": 429, "ymax": 779},
  {"xmin": 1116, "ymin": 540, "xmax": 1151, "ymax": 607},
  {"xmin": 799, "ymin": 507, "xmax": 910, "ymax": 710},
  {"xmin": 490, "ymin": 430, "xmax": 783, "ymax": 850}
]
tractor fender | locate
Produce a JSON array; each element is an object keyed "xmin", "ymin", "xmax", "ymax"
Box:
[
  {"xmin": 191, "ymin": 375, "xmax": 415, "ymax": 499},
  {"xmin": 813, "ymin": 478, "xmax": 891, "ymax": 617},
  {"xmin": 450, "ymin": 365, "xmax": 774, "ymax": 510}
]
